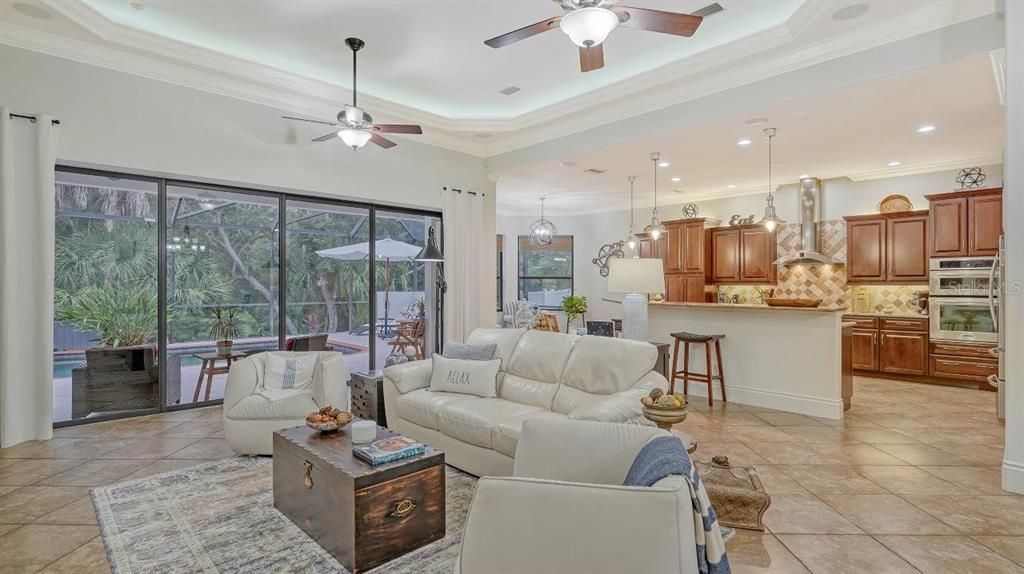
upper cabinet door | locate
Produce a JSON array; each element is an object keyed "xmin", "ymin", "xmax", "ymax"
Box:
[
  {"xmin": 710, "ymin": 227, "xmax": 741, "ymax": 282},
  {"xmin": 968, "ymin": 194, "xmax": 1002, "ymax": 256},
  {"xmin": 887, "ymin": 214, "xmax": 928, "ymax": 282},
  {"xmin": 663, "ymin": 222, "xmax": 683, "ymax": 274},
  {"xmin": 847, "ymin": 219, "xmax": 887, "ymax": 282},
  {"xmin": 740, "ymin": 227, "xmax": 774, "ymax": 283},
  {"xmin": 681, "ymin": 221, "xmax": 705, "ymax": 273},
  {"xmin": 929, "ymin": 197, "xmax": 968, "ymax": 257}
]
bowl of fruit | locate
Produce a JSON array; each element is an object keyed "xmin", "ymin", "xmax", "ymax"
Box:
[
  {"xmin": 306, "ymin": 406, "xmax": 353, "ymax": 433},
  {"xmin": 640, "ymin": 388, "xmax": 688, "ymax": 430}
]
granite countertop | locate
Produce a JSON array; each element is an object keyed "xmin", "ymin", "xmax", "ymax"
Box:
[
  {"xmin": 649, "ymin": 301, "xmax": 848, "ymax": 313},
  {"xmin": 843, "ymin": 311, "xmax": 929, "ymax": 318}
]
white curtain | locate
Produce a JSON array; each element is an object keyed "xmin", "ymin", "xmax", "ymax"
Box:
[
  {"xmin": 0, "ymin": 108, "xmax": 59, "ymax": 447},
  {"xmin": 442, "ymin": 187, "xmax": 486, "ymax": 342}
]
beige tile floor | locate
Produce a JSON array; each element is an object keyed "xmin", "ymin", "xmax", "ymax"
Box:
[{"xmin": 0, "ymin": 376, "xmax": 1020, "ymax": 573}]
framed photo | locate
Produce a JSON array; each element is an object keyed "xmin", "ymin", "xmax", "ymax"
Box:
[{"xmin": 586, "ymin": 320, "xmax": 615, "ymax": 337}]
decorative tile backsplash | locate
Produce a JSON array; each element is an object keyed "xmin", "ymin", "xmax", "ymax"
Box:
[{"xmin": 716, "ymin": 220, "xmax": 926, "ymax": 311}]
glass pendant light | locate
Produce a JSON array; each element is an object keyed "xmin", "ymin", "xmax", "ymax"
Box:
[
  {"xmin": 626, "ymin": 175, "xmax": 638, "ymax": 251},
  {"xmin": 559, "ymin": 6, "xmax": 619, "ymax": 47},
  {"xmin": 761, "ymin": 127, "xmax": 784, "ymax": 232},
  {"xmin": 529, "ymin": 196, "xmax": 557, "ymax": 247},
  {"xmin": 643, "ymin": 152, "xmax": 667, "ymax": 240}
]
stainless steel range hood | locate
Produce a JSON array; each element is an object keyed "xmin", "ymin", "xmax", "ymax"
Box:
[{"xmin": 773, "ymin": 177, "xmax": 843, "ymax": 266}]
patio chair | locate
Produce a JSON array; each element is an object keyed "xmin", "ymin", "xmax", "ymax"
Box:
[
  {"xmin": 286, "ymin": 333, "xmax": 329, "ymax": 351},
  {"xmin": 388, "ymin": 319, "xmax": 425, "ymax": 359}
]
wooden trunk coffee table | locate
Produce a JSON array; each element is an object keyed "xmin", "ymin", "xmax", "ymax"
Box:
[{"xmin": 273, "ymin": 424, "xmax": 445, "ymax": 573}]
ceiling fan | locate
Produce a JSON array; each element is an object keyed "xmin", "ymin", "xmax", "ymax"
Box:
[
  {"xmin": 282, "ymin": 38, "xmax": 422, "ymax": 150},
  {"xmin": 485, "ymin": 1, "xmax": 719, "ymax": 73}
]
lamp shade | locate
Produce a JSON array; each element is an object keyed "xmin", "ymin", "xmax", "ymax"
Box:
[
  {"xmin": 607, "ymin": 258, "xmax": 664, "ymax": 294},
  {"xmin": 414, "ymin": 226, "xmax": 445, "ymax": 262}
]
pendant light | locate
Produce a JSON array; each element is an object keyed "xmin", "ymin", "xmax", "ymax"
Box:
[
  {"xmin": 529, "ymin": 196, "xmax": 557, "ymax": 247},
  {"xmin": 643, "ymin": 152, "xmax": 667, "ymax": 240},
  {"xmin": 760, "ymin": 127, "xmax": 784, "ymax": 232},
  {"xmin": 626, "ymin": 175, "xmax": 638, "ymax": 251}
]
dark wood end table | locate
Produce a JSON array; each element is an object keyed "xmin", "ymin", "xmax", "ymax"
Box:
[{"xmin": 273, "ymin": 423, "xmax": 445, "ymax": 573}]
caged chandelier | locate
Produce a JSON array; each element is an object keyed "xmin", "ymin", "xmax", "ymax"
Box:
[{"xmin": 529, "ymin": 197, "xmax": 558, "ymax": 247}]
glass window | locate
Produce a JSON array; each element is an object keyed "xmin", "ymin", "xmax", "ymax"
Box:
[
  {"xmin": 518, "ymin": 235, "xmax": 572, "ymax": 309},
  {"xmin": 497, "ymin": 235, "xmax": 504, "ymax": 311},
  {"xmin": 53, "ymin": 170, "xmax": 159, "ymax": 423}
]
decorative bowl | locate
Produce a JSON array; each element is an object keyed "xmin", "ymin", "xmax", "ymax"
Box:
[
  {"xmin": 642, "ymin": 404, "xmax": 688, "ymax": 430},
  {"xmin": 305, "ymin": 410, "xmax": 353, "ymax": 433}
]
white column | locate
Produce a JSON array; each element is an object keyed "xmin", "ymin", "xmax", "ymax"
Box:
[{"xmin": 1002, "ymin": 0, "xmax": 1024, "ymax": 494}]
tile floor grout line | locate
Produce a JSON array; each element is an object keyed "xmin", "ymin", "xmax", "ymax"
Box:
[{"xmin": 32, "ymin": 533, "xmax": 102, "ymax": 574}]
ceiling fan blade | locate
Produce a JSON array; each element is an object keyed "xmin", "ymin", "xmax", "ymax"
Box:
[
  {"xmin": 613, "ymin": 6, "xmax": 703, "ymax": 37},
  {"xmin": 312, "ymin": 132, "xmax": 339, "ymax": 142},
  {"xmin": 283, "ymin": 115, "xmax": 338, "ymax": 127},
  {"xmin": 370, "ymin": 132, "xmax": 397, "ymax": 149},
  {"xmin": 374, "ymin": 124, "xmax": 423, "ymax": 135},
  {"xmin": 484, "ymin": 16, "xmax": 561, "ymax": 48},
  {"xmin": 579, "ymin": 44, "xmax": 605, "ymax": 73}
]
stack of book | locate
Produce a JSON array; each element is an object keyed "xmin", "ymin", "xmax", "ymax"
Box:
[{"xmin": 353, "ymin": 435, "xmax": 425, "ymax": 465}]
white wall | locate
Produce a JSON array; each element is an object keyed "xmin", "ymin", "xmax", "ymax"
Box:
[{"xmin": 0, "ymin": 44, "xmax": 497, "ymax": 336}]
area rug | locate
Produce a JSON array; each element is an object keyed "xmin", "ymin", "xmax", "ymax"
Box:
[{"xmin": 91, "ymin": 457, "xmax": 478, "ymax": 573}]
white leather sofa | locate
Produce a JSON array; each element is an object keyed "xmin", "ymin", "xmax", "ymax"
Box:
[
  {"xmin": 223, "ymin": 351, "xmax": 349, "ymax": 455},
  {"xmin": 382, "ymin": 328, "xmax": 667, "ymax": 476},
  {"xmin": 456, "ymin": 418, "xmax": 700, "ymax": 573}
]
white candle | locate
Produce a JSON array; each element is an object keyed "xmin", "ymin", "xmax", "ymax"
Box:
[{"xmin": 351, "ymin": 420, "xmax": 377, "ymax": 444}]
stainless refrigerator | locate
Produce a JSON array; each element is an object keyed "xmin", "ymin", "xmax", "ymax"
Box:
[{"xmin": 990, "ymin": 235, "xmax": 1006, "ymax": 421}]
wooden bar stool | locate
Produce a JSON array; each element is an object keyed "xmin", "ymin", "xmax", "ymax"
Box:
[{"xmin": 669, "ymin": 331, "xmax": 727, "ymax": 406}]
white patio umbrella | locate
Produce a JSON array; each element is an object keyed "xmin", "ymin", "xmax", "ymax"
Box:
[{"xmin": 316, "ymin": 238, "xmax": 422, "ymax": 335}]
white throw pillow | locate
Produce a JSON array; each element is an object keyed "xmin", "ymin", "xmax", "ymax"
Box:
[
  {"xmin": 262, "ymin": 353, "xmax": 318, "ymax": 398},
  {"xmin": 429, "ymin": 355, "xmax": 500, "ymax": 398}
]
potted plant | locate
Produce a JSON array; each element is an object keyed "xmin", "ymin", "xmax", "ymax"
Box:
[
  {"xmin": 561, "ymin": 295, "xmax": 588, "ymax": 333},
  {"xmin": 209, "ymin": 305, "xmax": 241, "ymax": 356}
]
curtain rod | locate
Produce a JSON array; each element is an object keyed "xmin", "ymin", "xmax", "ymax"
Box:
[
  {"xmin": 443, "ymin": 186, "xmax": 485, "ymax": 197},
  {"xmin": 8, "ymin": 112, "xmax": 61, "ymax": 126}
]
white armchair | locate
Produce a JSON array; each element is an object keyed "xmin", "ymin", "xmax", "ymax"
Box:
[
  {"xmin": 457, "ymin": 418, "xmax": 700, "ymax": 574},
  {"xmin": 223, "ymin": 351, "xmax": 349, "ymax": 455}
]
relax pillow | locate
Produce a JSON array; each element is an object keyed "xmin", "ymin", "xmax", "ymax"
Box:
[
  {"xmin": 429, "ymin": 355, "xmax": 500, "ymax": 398},
  {"xmin": 442, "ymin": 341, "xmax": 498, "ymax": 361},
  {"xmin": 259, "ymin": 353, "xmax": 318, "ymax": 399}
]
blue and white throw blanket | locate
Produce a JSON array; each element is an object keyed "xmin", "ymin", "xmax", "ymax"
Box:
[{"xmin": 624, "ymin": 436, "xmax": 732, "ymax": 574}]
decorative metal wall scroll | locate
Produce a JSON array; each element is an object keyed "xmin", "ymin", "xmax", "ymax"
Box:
[{"xmin": 592, "ymin": 240, "xmax": 625, "ymax": 277}]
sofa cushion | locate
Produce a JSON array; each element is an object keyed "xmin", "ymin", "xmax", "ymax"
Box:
[
  {"xmin": 430, "ymin": 355, "xmax": 501, "ymax": 398},
  {"xmin": 501, "ymin": 330, "xmax": 578, "ymax": 408},
  {"xmin": 225, "ymin": 392, "xmax": 315, "ymax": 421},
  {"xmin": 491, "ymin": 411, "xmax": 567, "ymax": 458},
  {"xmin": 395, "ymin": 389, "xmax": 476, "ymax": 430},
  {"xmin": 437, "ymin": 399, "xmax": 542, "ymax": 449},
  {"xmin": 442, "ymin": 341, "xmax": 497, "ymax": 361},
  {"xmin": 561, "ymin": 336, "xmax": 656, "ymax": 394},
  {"xmin": 466, "ymin": 328, "xmax": 525, "ymax": 375}
]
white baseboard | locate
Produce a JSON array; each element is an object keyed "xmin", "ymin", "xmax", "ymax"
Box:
[
  {"xmin": 682, "ymin": 384, "xmax": 844, "ymax": 420},
  {"xmin": 1003, "ymin": 459, "xmax": 1024, "ymax": 495}
]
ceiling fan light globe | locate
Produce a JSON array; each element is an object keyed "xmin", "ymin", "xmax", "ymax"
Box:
[
  {"xmin": 338, "ymin": 128, "xmax": 372, "ymax": 148},
  {"xmin": 559, "ymin": 7, "xmax": 619, "ymax": 48}
]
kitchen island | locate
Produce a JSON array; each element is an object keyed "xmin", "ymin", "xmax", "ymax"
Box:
[{"xmin": 648, "ymin": 302, "xmax": 850, "ymax": 419}]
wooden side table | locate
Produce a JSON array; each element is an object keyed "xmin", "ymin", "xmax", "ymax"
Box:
[
  {"xmin": 192, "ymin": 351, "xmax": 244, "ymax": 403},
  {"xmin": 350, "ymin": 370, "xmax": 387, "ymax": 427}
]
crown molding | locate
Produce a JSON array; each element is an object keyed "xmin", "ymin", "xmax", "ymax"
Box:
[{"xmin": 844, "ymin": 155, "xmax": 1003, "ymax": 181}]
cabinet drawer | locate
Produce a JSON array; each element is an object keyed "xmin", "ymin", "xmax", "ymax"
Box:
[
  {"xmin": 844, "ymin": 315, "xmax": 878, "ymax": 329},
  {"xmin": 930, "ymin": 356, "xmax": 998, "ymax": 382},
  {"xmin": 878, "ymin": 317, "xmax": 928, "ymax": 332},
  {"xmin": 929, "ymin": 341, "xmax": 997, "ymax": 359}
]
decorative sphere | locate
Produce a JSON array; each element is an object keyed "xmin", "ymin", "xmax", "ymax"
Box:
[
  {"xmin": 955, "ymin": 167, "xmax": 986, "ymax": 189},
  {"xmin": 682, "ymin": 203, "xmax": 699, "ymax": 218}
]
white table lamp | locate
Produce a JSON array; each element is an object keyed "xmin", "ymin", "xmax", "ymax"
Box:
[{"xmin": 607, "ymin": 258, "xmax": 665, "ymax": 341}]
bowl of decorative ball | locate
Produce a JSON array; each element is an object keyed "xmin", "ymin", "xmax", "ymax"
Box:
[
  {"xmin": 306, "ymin": 406, "xmax": 353, "ymax": 433},
  {"xmin": 641, "ymin": 388, "xmax": 688, "ymax": 430}
]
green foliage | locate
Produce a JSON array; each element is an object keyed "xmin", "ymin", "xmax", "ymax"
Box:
[
  {"xmin": 208, "ymin": 306, "xmax": 242, "ymax": 341},
  {"xmin": 55, "ymin": 286, "xmax": 157, "ymax": 347},
  {"xmin": 561, "ymin": 295, "xmax": 588, "ymax": 331}
]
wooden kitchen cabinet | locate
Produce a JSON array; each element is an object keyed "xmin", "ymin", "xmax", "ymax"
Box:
[
  {"xmin": 707, "ymin": 224, "xmax": 776, "ymax": 284},
  {"xmin": 851, "ymin": 329, "xmax": 879, "ymax": 371},
  {"xmin": 666, "ymin": 273, "xmax": 705, "ymax": 303},
  {"xmin": 879, "ymin": 330, "xmax": 928, "ymax": 376},
  {"xmin": 844, "ymin": 211, "xmax": 928, "ymax": 284},
  {"xmin": 926, "ymin": 188, "xmax": 1002, "ymax": 257},
  {"xmin": 681, "ymin": 220, "xmax": 705, "ymax": 273},
  {"xmin": 651, "ymin": 218, "xmax": 710, "ymax": 303}
]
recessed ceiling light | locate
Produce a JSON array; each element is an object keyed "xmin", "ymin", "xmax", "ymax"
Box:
[
  {"xmin": 888, "ymin": 161, "xmax": 902, "ymax": 167},
  {"xmin": 727, "ymin": 184, "xmax": 736, "ymax": 189},
  {"xmin": 799, "ymin": 174, "xmax": 810, "ymax": 179},
  {"xmin": 832, "ymin": 3, "xmax": 869, "ymax": 22},
  {"xmin": 658, "ymin": 161, "xmax": 670, "ymax": 167},
  {"xmin": 12, "ymin": 2, "xmax": 51, "ymax": 19},
  {"xmin": 671, "ymin": 176, "xmax": 681, "ymax": 182},
  {"xmin": 737, "ymin": 139, "xmax": 752, "ymax": 146},
  {"xmin": 559, "ymin": 161, "xmax": 577, "ymax": 168},
  {"xmin": 917, "ymin": 125, "xmax": 936, "ymax": 133},
  {"xmin": 744, "ymin": 118, "xmax": 769, "ymax": 126}
]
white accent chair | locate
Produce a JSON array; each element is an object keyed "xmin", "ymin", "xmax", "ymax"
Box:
[
  {"xmin": 382, "ymin": 328, "xmax": 667, "ymax": 476},
  {"xmin": 223, "ymin": 351, "xmax": 350, "ymax": 455},
  {"xmin": 456, "ymin": 418, "xmax": 700, "ymax": 574}
]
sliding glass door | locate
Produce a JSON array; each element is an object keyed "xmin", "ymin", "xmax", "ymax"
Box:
[{"xmin": 53, "ymin": 166, "xmax": 442, "ymax": 425}]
